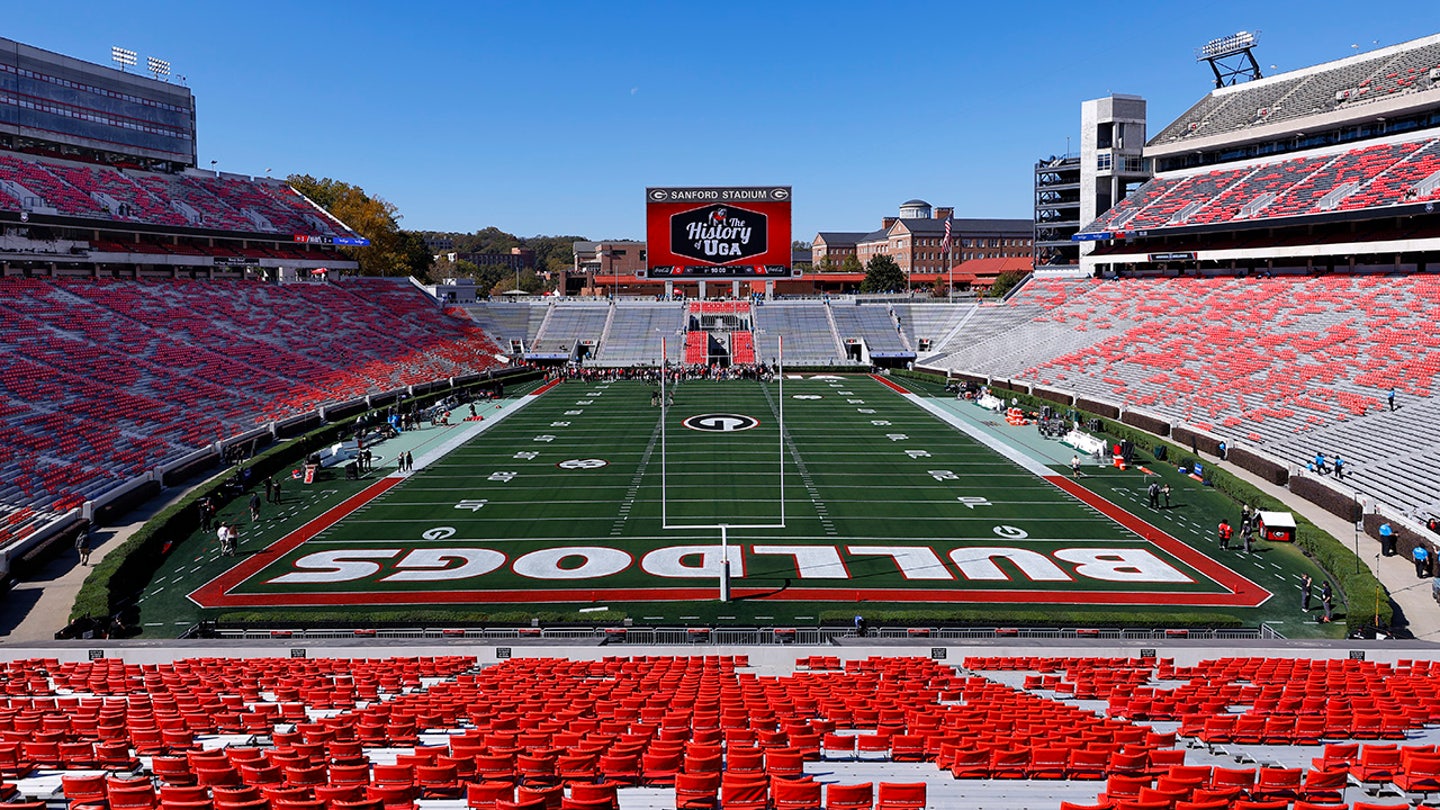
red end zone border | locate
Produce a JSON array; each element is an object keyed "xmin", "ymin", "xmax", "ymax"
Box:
[{"xmin": 190, "ymin": 375, "xmax": 1269, "ymax": 610}]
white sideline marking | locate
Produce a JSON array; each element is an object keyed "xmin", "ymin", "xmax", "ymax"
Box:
[{"xmin": 901, "ymin": 395, "xmax": 1056, "ymax": 478}]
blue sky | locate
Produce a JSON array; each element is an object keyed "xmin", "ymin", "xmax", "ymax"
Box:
[{"xmin": 6, "ymin": 2, "xmax": 1432, "ymax": 241}]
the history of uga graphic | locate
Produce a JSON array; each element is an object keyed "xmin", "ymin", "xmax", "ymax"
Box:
[
  {"xmin": 674, "ymin": 206, "xmax": 764, "ymax": 262},
  {"xmin": 645, "ymin": 186, "xmax": 794, "ymax": 277}
]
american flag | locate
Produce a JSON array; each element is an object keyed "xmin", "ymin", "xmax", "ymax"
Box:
[{"xmin": 940, "ymin": 217, "xmax": 953, "ymax": 253}]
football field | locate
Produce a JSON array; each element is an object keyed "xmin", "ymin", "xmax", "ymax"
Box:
[{"xmin": 184, "ymin": 375, "xmax": 1276, "ymax": 622}]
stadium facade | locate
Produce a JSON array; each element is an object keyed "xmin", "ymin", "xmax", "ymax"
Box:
[
  {"xmin": 1077, "ymin": 33, "xmax": 1440, "ymax": 277},
  {"xmin": 1035, "ymin": 95, "xmax": 1150, "ymax": 275},
  {"xmin": 0, "ymin": 36, "xmax": 359, "ymax": 281}
]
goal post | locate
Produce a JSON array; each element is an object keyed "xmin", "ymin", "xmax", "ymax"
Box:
[{"xmin": 658, "ymin": 334, "xmax": 786, "ymax": 601}]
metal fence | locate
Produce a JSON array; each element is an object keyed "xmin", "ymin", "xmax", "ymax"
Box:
[{"xmin": 196, "ymin": 624, "xmax": 1279, "ymax": 643}]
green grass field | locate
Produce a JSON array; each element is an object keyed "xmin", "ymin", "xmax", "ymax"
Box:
[{"xmin": 135, "ymin": 375, "xmax": 1343, "ymax": 637}]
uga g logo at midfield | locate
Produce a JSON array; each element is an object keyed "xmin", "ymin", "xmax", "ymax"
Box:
[{"xmin": 682, "ymin": 413, "xmax": 761, "ymax": 432}]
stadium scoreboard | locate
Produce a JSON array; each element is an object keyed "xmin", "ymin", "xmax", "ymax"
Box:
[{"xmin": 643, "ymin": 186, "xmax": 797, "ymax": 279}]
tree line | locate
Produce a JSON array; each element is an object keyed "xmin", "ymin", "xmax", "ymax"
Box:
[{"xmin": 286, "ymin": 174, "xmax": 582, "ymax": 295}]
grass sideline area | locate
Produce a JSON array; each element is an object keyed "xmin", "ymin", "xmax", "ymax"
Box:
[
  {"xmin": 893, "ymin": 368, "xmax": 1391, "ymax": 634},
  {"xmin": 125, "ymin": 375, "xmax": 1342, "ymax": 637}
]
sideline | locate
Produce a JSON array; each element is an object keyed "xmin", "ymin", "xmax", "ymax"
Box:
[
  {"xmin": 890, "ymin": 385, "xmax": 1267, "ymax": 607},
  {"xmin": 0, "ymin": 393, "xmax": 540, "ymax": 643},
  {"xmin": 1214, "ymin": 460, "xmax": 1440, "ymax": 641},
  {"xmin": 891, "ymin": 376, "xmax": 1439, "ymax": 639},
  {"xmin": 187, "ymin": 395, "xmax": 539, "ymax": 609}
]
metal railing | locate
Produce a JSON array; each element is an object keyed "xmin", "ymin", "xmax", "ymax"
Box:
[{"xmin": 198, "ymin": 624, "xmax": 1278, "ymax": 643}]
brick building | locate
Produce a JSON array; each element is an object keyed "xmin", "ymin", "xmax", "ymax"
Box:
[
  {"xmin": 814, "ymin": 200, "xmax": 1032, "ymax": 275},
  {"xmin": 565, "ymin": 240, "xmax": 648, "ymax": 295}
]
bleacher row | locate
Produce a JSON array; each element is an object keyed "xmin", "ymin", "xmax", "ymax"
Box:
[
  {"xmin": 1151, "ymin": 37, "xmax": 1440, "ymax": 145},
  {"xmin": 515, "ymin": 302, "xmax": 924, "ymax": 368},
  {"xmin": 0, "ymin": 653, "xmax": 1433, "ymax": 810},
  {"xmin": 495, "ymin": 298, "xmax": 1023, "ymax": 370},
  {"xmin": 926, "ymin": 274, "xmax": 1440, "ymax": 514},
  {"xmin": 688, "ymin": 303, "xmax": 750, "ymax": 316},
  {"xmin": 1084, "ymin": 137, "xmax": 1440, "ymax": 235},
  {"xmin": 684, "ymin": 333, "xmax": 708, "ymax": 365},
  {"xmin": 0, "ymin": 154, "xmax": 349, "ymax": 238},
  {"xmin": 0, "ymin": 278, "xmax": 500, "ymax": 519}
]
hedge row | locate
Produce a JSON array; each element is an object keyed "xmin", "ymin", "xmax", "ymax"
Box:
[
  {"xmin": 210, "ymin": 608, "xmax": 615, "ymax": 627},
  {"xmin": 1227, "ymin": 446, "xmax": 1289, "ymax": 486},
  {"xmin": 890, "ymin": 369, "xmax": 949, "ymax": 387},
  {"xmin": 70, "ymin": 371, "xmax": 541, "ymax": 628},
  {"xmin": 1290, "ymin": 475, "xmax": 1363, "ymax": 522},
  {"xmin": 1077, "ymin": 397, "xmax": 1121, "ymax": 419},
  {"xmin": 1122, "ymin": 410, "xmax": 1170, "ymax": 437}
]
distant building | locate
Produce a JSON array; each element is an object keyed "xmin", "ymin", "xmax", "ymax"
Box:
[
  {"xmin": 449, "ymin": 247, "xmax": 535, "ymax": 271},
  {"xmin": 567, "ymin": 240, "xmax": 647, "ymax": 295},
  {"xmin": 424, "ymin": 234, "xmax": 456, "ymax": 252},
  {"xmin": 812, "ymin": 232, "xmax": 868, "ymax": 270},
  {"xmin": 817, "ymin": 200, "xmax": 1032, "ymax": 275}
]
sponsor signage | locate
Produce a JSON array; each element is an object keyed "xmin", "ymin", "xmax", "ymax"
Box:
[
  {"xmin": 646, "ymin": 186, "xmax": 793, "ymax": 278},
  {"xmin": 293, "ymin": 235, "xmax": 371, "ymax": 246},
  {"xmin": 1149, "ymin": 252, "xmax": 1197, "ymax": 262},
  {"xmin": 1071, "ymin": 232, "xmax": 1111, "ymax": 241},
  {"xmin": 213, "ymin": 256, "xmax": 259, "ymax": 265}
]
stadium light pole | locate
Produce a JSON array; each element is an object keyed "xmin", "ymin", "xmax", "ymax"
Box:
[{"xmin": 111, "ymin": 46, "xmax": 137, "ymax": 72}]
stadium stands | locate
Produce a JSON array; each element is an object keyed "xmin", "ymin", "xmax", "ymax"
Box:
[
  {"xmin": 527, "ymin": 303, "xmax": 611, "ymax": 360},
  {"xmin": 462, "ymin": 303, "xmax": 548, "ymax": 352},
  {"xmin": 731, "ymin": 331, "xmax": 756, "ymax": 365},
  {"xmin": 684, "ymin": 331, "xmax": 709, "ymax": 365},
  {"xmin": 893, "ymin": 303, "xmax": 973, "ymax": 352},
  {"xmin": 594, "ymin": 303, "xmax": 686, "ymax": 366},
  {"xmin": 829, "ymin": 305, "xmax": 912, "ymax": 357},
  {"xmin": 0, "ymin": 651, "xmax": 1433, "ymax": 810},
  {"xmin": 752, "ymin": 303, "xmax": 848, "ymax": 366},
  {"xmin": 1152, "ymin": 34, "xmax": 1440, "ymax": 146},
  {"xmin": 0, "ymin": 277, "xmax": 500, "ymax": 519},
  {"xmin": 1083, "ymin": 136, "xmax": 1440, "ymax": 235},
  {"xmin": 920, "ymin": 274, "xmax": 1440, "ymax": 515},
  {"xmin": 0, "ymin": 153, "xmax": 351, "ymax": 237}
]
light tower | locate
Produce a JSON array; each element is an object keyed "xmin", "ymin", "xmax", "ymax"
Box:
[
  {"xmin": 146, "ymin": 56, "xmax": 171, "ymax": 81},
  {"xmin": 110, "ymin": 46, "xmax": 137, "ymax": 72},
  {"xmin": 1196, "ymin": 31, "xmax": 1263, "ymax": 89}
]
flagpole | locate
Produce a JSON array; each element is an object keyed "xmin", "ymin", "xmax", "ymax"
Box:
[{"xmin": 944, "ymin": 215, "xmax": 954, "ymax": 302}]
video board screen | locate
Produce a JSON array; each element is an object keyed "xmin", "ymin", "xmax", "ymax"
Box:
[{"xmin": 643, "ymin": 186, "xmax": 796, "ymax": 278}]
